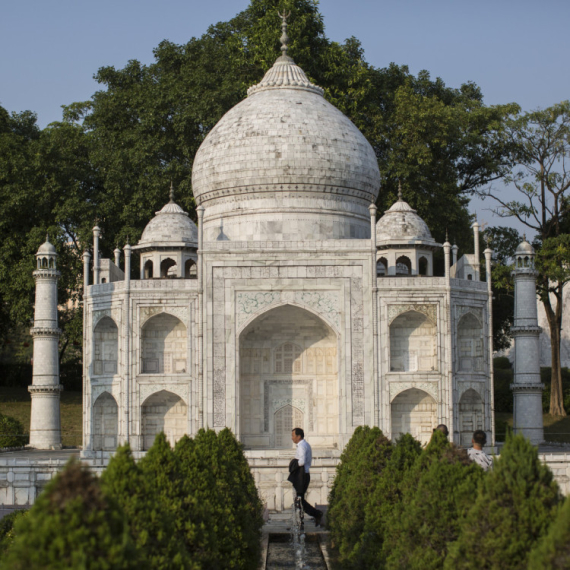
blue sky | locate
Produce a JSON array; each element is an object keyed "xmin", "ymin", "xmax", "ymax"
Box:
[{"xmin": 1, "ymin": 0, "xmax": 568, "ymax": 230}]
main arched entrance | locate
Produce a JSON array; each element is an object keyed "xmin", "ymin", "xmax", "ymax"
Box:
[{"xmin": 239, "ymin": 304, "xmax": 339, "ymax": 449}]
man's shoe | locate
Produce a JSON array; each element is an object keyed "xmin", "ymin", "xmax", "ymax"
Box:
[{"xmin": 314, "ymin": 510, "xmax": 324, "ymax": 527}]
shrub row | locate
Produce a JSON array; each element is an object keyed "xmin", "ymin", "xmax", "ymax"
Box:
[
  {"xmin": 0, "ymin": 413, "xmax": 28, "ymax": 448},
  {"xmin": 328, "ymin": 428, "xmax": 566, "ymax": 569},
  {"xmin": 0, "ymin": 428, "xmax": 264, "ymax": 569}
]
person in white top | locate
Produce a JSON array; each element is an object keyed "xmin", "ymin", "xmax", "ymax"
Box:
[
  {"xmin": 291, "ymin": 428, "xmax": 323, "ymax": 526},
  {"xmin": 467, "ymin": 429, "xmax": 493, "ymax": 471}
]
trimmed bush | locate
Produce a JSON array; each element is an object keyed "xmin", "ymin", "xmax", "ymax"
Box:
[
  {"xmin": 444, "ymin": 433, "xmax": 561, "ymax": 569},
  {"xmin": 102, "ymin": 438, "xmax": 192, "ymax": 570},
  {"xmin": 0, "ymin": 458, "xmax": 142, "ymax": 570},
  {"xmin": 493, "ymin": 356, "xmax": 512, "ymax": 370},
  {"xmin": 358, "ymin": 434, "xmax": 422, "ymax": 569},
  {"xmin": 327, "ymin": 426, "xmax": 392, "ymax": 569},
  {"xmin": 0, "ymin": 509, "xmax": 27, "ymax": 555},
  {"xmin": 383, "ymin": 443, "xmax": 485, "ymax": 570},
  {"xmin": 0, "ymin": 413, "xmax": 28, "ymax": 448},
  {"xmin": 528, "ymin": 496, "xmax": 570, "ymax": 569}
]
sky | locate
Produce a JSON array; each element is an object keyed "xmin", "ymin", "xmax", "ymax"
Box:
[{"xmin": 1, "ymin": 0, "xmax": 569, "ymax": 231}]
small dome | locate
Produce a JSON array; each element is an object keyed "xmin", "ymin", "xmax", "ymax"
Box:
[
  {"xmin": 37, "ymin": 235, "xmax": 56, "ymax": 255},
  {"xmin": 137, "ymin": 201, "xmax": 198, "ymax": 249},
  {"xmin": 516, "ymin": 238, "xmax": 534, "ymax": 255},
  {"xmin": 376, "ymin": 195, "xmax": 437, "ymax": 247}
]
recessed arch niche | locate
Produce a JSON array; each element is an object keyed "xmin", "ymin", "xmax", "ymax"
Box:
[
  {"xmin": 390, "ymin": 311, "xmax": 437, "ymax": 372},
  {"xmin": 458, "ymin": 388, "xmax": 484, "ymax": 446},
  {"xmin": 93, "ymin": 316, "xmax": 118, "ymax": 376},
  {"xmin": 239, "ymin": 304, "xmax": 338, "ymax": 449},
  {"xmin": 457, "ymin": 313, "xmax": 484, "ymax": 372},
  {"xmin": 92, "ymin": 391, "xmax": 118, "ymax": 450},
  {"xmin": 141, "ymin": 313, "xmax": 187, "ymax": 374},
  {"xmin": 141, "ymin": 390, "xmax": 187, "ymax": 450},
  {"xmin": 391, "ymin": 388, "xmax": 437, "ymax": 445}
]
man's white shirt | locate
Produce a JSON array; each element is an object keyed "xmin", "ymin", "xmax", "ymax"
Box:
[{"xmin": 295, "ymin": 439, "xmax": 312, "ymax": 473}]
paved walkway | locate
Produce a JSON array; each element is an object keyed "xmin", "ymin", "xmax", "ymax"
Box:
[{"xmin": 263, "ymin": 506, "xmax": 329, "ymax": 535}]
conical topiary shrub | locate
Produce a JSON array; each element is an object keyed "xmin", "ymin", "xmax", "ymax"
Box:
[
  {"xmin": 444, "ymin": 432, "xmax": 562, "ymax": 570},
  {"xmin": 0, "ymin": 458, "xmax": 142, "ymax": 570},
  {"xmin": 383, "ymin": 443, "xmax": 485, "ymax": 570},
  {"xmin": 527, "ymin": 495, "xmax": 570, "ymax": 569},
  {"xmin": 357, "ymin": 433, "xmax": 422, "ymax": 569},
  {"xmin": 327, "ymin": 426, "xmax": 393, "ymax": 569},
  {"xmin": 101, "ymin": 439, "xmax": 193, "ymax": 570}
]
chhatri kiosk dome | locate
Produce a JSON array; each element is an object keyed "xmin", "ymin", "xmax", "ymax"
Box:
[{"xmin": 192, "ymin": 38, "xmax": 380, "ymax": 242}]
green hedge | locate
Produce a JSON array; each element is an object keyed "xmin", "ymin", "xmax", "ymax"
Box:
[
  {"xmin": 0, "ymin": 414, "xmax": 28, "ymax": 448},
  {"xmin": 494, "ymin": 368, "xmax": 514, "ymax": 413},
  {"xmin": 329, "ymin": 428, "xmax": 564, "ymax": 569}
]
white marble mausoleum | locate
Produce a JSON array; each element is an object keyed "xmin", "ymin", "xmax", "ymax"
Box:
[{"xmin": 72, "ymin": 32, "xmax": 497, "ymax": 509}]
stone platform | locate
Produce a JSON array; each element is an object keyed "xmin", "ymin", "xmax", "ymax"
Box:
[{"xmin": 2, "ymin": 445, "xmax": 570, "ymax": 515}]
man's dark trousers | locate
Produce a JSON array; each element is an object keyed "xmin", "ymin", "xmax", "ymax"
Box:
[{"xmin": 299, "ymin": 473, "xmax": 320, "ymax": 518}]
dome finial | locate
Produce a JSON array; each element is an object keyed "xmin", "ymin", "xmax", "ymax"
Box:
[
  {"xmin": 523, "ymin": 233, "xmax": 527, "ymax": 242},
  {"xmin": 169, "ymin": 180, "xmax": 175, "ymax": 203},
  {"xmin": 398, "ymin": 180, "xmax": 403, "ymax": 201},
  {"xmin": 277, "ymin": 9, "xmax": 291, "ymax": 57},
  {"xmin": 46, "ymin": 233, "xmax": 50, "ymax": 243}
]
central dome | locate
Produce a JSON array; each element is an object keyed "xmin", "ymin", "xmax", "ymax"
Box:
[{"xmin": 192, "ymin": 48, "xmax": 380, "ymax": 242}]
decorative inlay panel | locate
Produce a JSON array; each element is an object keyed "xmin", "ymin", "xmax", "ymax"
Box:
[
  {"xmin": 236, "ymin": 292, "xmax": 281, "ymax": 327},
  {"xmin": 388, "ymin": 303, "xmax": 437, "ymax": 325},
  {"xmin": 93, "ymin": 307, "xmax": 122, "ymax": 329},
  {"xmin": 138, "ymin": 383, "xmax": 189, "ymax": 406},
  {"xmin": 295, "ymin": 291, "xmax": 340, "ymax": 328},
  {"xmin": 389, "ymin": 381, "xmax": 439, "ymax": 403},
  {"xmin": 139, "ymin": 305, "xmax": 189, "ymax": 328},
  {"xmin": 456, "ymin": 305, "xmax": 483, "ymax": 324}
]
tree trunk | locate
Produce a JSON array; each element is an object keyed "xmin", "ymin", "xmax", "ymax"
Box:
[{"xmin": 544, "ymin": 293, "xmax": 566, "ymax": 416}]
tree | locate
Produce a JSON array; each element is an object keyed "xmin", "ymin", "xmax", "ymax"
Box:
[
  {"xmin": 444, "ymin": 433, "xmax": 562, "ymax": 569},
  {"xmin": 383, "ymin": 445, "xmax": 484, "ymax": 570},
  {"xmin": 483, "ymin": 225, "xmax": 521, "ymax": 351},
  {"xmin": 327, "ymin": 426, "xmax": 393, "ymax": 569},
  {"xmin": 101, "ymin": 441, "xmax": 191, "ymax": 569},
  {"xmin": 527, "ymin": 494, "xmax": 570, "ymax": 569},
  {"xmin": 0, "ymin": 458, "xmax": 142, "ymax": 570},
  {"xmin": 357, "ymin": 434, "xmax": 422, "ymax": 569},
  {"xmin": 479, "ymin": 101, "xmax": 570, "ymax": 415}
]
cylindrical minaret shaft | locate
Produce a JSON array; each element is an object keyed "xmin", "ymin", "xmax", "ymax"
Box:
[
  {"xmin": 93, "ymin": 225, "xmax": 101, "ymax": 285},
  {"xmin": 511, "ymin": 237, "xmax": 544, "ymax": 444},
  {"xmin": 29, "ymin": 236, "xmax": 62, "ymax": 449},
  {"xmin": 472, "ymin": 218, "xmax": 480, "ymax": 281},
  {"xmin": 443, "ymin": 234, "xmax": 451, "ymax": 280},
  {"xmin": 82, "ymin": 250, "xmax": 91, "ymax": 296},
  {"xmin": 484, "ymin": 245, "xmax": 496, "ymax": 445},
  {"xmin": 452, "ymin": 243, "xmax": 458, "ymax": 266},
  {"xmin": 114, "ymin": 247, "xmax": 121, "ymax": 268}
]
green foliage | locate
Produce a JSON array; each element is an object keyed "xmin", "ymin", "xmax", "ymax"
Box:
[
  {"xmin": 174, "ymin": 428, "xmax": 263, "ymax": 569},
  {"xmin": 493, "ymin": 356, "xmax": 512, "ymax": 370},
  {"xmin": 494, "ymin": 368, "xmax": 514, "ymax": 413},
  {"xmin": 383, "ymin": 445, "xmax": 484, "ymax": 570},
  {"xmin": 101, "ymin": 439, "xmax": 192, "ymax": 569},
  {"xmin": 528, "ymin": 496, "xmax": 570, "ymax": 569},
  {"xmin": 0, "ymin": 458, "xmax": 142, "ymax": 570},
  {"xmin": 357, "ymin": 434, "xmax": 422, "ymax": 569},
  {"xmin": 444, "ymin": 433, "xmax": 561, "ymax": 569},
  {"xmin": 0, "ymin": 509, "xmax": 27, "ymax": 554},
  {"xmin": 541, "ymin": 367, "xmax": 570, "ymax": 413},
  {"xmin": 0, "ymin": 413, "xmax": 28, "ymax": 448},
  {"xmin": 103, "ymin": 430, "xmax": 263, "ymax": 570},
  {"xmin": 327, "ymin": 426, "xmax": 393, "ymax": 568}
]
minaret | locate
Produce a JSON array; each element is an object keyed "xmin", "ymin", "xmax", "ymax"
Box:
[
  {"xmin": 511, "ymin": 236, "xmax": 544, "ymax": 444},
  {"xmin": 28, "ymin": 236, "xmax": 62, "ymax": 449},
  {"xmin": 472, "ymin": 216, "xmax": 480, "ymax": 281}
]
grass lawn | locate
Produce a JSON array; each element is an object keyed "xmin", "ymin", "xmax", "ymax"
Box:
[
  {"xmin": 0, "ymin": 387, "xmax": 82, "ymax": 447},
  {"xmin": 495, "ymin": 412, "xmax": 570, "ymax": 444}
]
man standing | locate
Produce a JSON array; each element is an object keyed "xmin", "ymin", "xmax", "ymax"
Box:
[
  {"xmin": 467, "ymin": 430, "xmax": 493, "ymax": 471},
  {"xmin": 290, "ymin": 428, "xmax": 323, "ymax": 526}
]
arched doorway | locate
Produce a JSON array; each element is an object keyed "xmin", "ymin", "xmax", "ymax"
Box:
[
  {"xmin": 92, "ymin": 392, "xmax": 118, "ymax": 450},
  {"xmin": 93, "ymin": 316, "xmax": 118, "ymax": 376},
  {"xmin": 391, "ymin": 388, "xmax": 437, "ymax": 445},
  {"xmin": 458, "ymin": 389, "xmax": 484, "ymax": 446},
  {"xmin": 239, "ymin": 304, "xmax": 338, "ymax": 449},
  {"xmin": 141, "ymin": 390, "xmax": 187, "ymax": 450}
]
